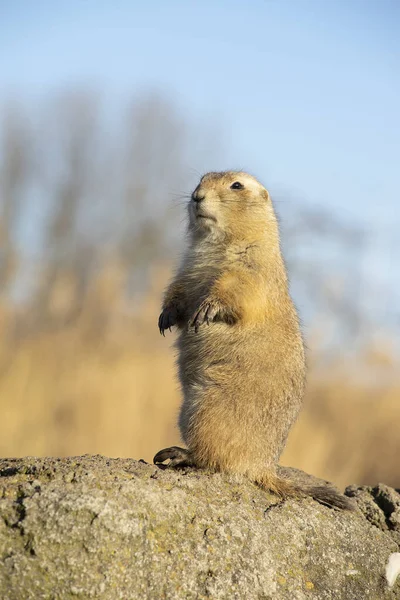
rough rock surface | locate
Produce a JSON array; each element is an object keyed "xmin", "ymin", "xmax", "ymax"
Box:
[{"xmin": 0, "ymin": 455, "xmax": 398, "ymax": 600}]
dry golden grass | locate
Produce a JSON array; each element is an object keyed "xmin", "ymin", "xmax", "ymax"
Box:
[{"xmin": 0, "ymin": 274, "xmax": 398, "ymax": 490}]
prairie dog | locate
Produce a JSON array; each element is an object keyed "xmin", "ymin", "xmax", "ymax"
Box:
[{"xmin": 154, "ymin": 171, "xmax": 352, "ymax": 510}]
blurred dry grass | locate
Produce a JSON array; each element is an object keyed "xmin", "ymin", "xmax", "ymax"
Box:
[{"xmin": 0, "ymin": 89, "xmax": 398, "ymax": 490}]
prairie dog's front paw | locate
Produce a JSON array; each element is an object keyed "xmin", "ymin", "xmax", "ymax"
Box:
[
  {"xmin": 158, "ymin": 306, "xmax": 177, "ymax": 335},
  {"xmin": 189, "ymin": 299, "xmax": 222, "ymax": 332}
]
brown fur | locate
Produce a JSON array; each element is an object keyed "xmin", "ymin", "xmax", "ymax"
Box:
[{"xmin": 156, "ymin": 171, "xmax": 353, "ymax": 510}]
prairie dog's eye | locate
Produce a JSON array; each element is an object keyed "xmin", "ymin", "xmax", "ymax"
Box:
[{"xmin": 230, "ymin": 181, "xmax": 244, "ymax": 190}]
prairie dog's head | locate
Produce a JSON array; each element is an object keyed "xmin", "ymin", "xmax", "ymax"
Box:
[{"xmin": 188, "ymin": 171, "xmax": 277, "ymax": 242}]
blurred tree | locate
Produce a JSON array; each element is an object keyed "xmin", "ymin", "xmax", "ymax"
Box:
[
  {"xmin": 279, "ymin": 199, "xmax": 369, "ymax": 352},
  {"xmin": 0, "ymin": 101, "xmax": 33, "ymax": 294},
  {"xmin": 32, "ymin": 91, "xmax": 99, "ymax": 328},
  {"xmin": 0, "ymin": 90, "xmax": 204, "ymax": 339}
]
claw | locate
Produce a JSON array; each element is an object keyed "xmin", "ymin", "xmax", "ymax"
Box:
[
  {"xmin": 158, "ymin": 306, "xmax": 178, "ymax": 336},
  {"xmin": 158, "ymin": 313, "xmax": 164, "ymax": 335},
  {"xmin": 190, "ymin": 300, "xmax": 220, "ymax": 331}
]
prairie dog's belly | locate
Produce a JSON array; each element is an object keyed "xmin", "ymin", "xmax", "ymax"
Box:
[
  {"xmin": 177, "ymin": 322, "xmax": 304, "ymax": 467},
  {"xmin": 177, "ymin": 323, "xmax": 246, "ymax": 387},
  {"xmin": 177, "ymin": 320, "xmax": 304, "ymax": 422},
  {"xmin": 179, "ymin": 325, "xmax": 292, "ymax": 410}
]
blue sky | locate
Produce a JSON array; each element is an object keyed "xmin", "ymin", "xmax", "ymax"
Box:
[
  {"xmin": 1, "ymin": 0, "xmax": 398, "ymax": 222},
  {"xmin": 1, "ymin": 0, "xmax": 399, "ymax": 319}
]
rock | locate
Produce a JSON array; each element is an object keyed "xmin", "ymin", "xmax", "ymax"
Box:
[
  {"xmin": 0, "ymin": 455, "xmax": 398, "ymax": 599},
  {"xmin": 346, "ymin": 482, "xmax": 400, "ymax": 547}
]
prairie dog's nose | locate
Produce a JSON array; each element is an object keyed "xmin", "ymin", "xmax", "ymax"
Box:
[{"xmin": 191, "ymin": 185, "xmax": 205, "ymax": 203}]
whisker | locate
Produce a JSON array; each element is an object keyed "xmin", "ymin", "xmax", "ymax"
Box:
[
  {"xmin": 188, "ymin": 167, "xmax": 202, "ymax": 179},
  {"xmin": 168, "ymin": 190, "xmax": 191, "ymax": 198}
]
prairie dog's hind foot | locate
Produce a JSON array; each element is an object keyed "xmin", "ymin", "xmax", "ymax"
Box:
[{"xmin": 153, "ymin": 446, "xmax": 195, "ymax": 469}]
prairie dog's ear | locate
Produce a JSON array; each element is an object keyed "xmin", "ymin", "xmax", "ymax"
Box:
[{"xmin": 261, "ymin": 189, "xmax": 270, "ymax": 202}]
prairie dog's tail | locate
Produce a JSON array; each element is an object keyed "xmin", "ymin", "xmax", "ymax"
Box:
[{"xmin": 257, "ymin": 472, "xmax": 355, "ymax": 511}]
